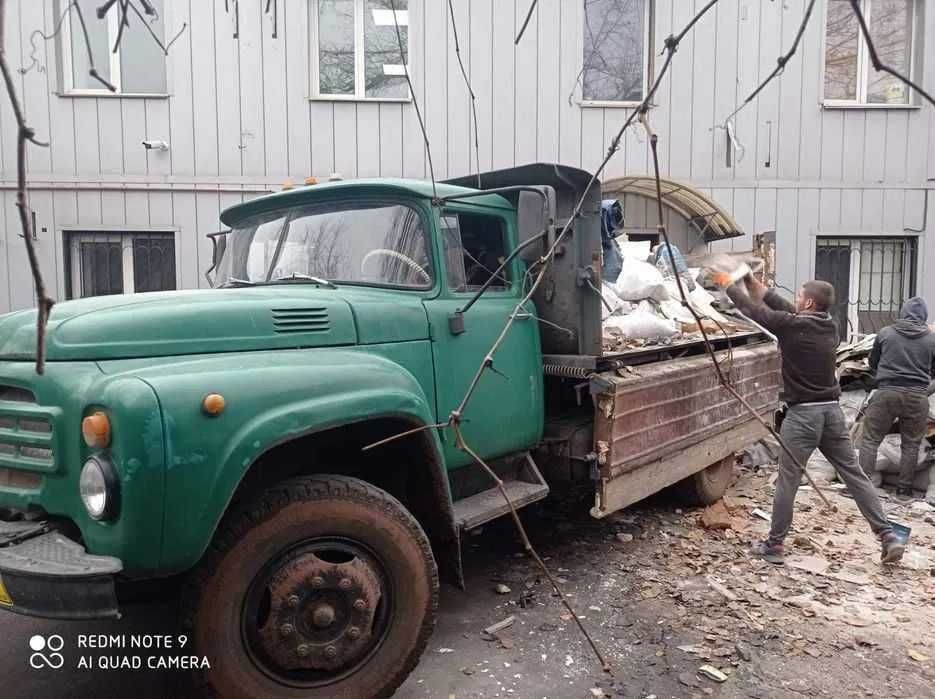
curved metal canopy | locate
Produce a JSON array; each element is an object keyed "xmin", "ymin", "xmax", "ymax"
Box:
[{"xmin": 601, "ymin": 176, "xmax": 744, "ymax": 243}]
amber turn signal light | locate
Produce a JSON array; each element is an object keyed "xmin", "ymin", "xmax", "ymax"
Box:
[
  {"xmin": 202, "ymin": 393, "xmax": 226, "ymax": 417},
  {"xmin": 82, "ymin": 411, "xmax": 111, "ymax": 449}
]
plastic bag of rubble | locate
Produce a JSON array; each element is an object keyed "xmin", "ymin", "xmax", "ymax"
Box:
[
  {"xmin": 600, "ymin": 282, "xmax": 634, "ymax": 320},
  {"xmin": 612, "ymin": 256, "xmax": 670, "ymax": 302},
  {"xmin": 603, "ymin": 306, "xmax": 678, "ymax": 341}
]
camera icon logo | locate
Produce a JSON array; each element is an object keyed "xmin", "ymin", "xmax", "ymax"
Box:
[{"xmin": 28, "ymin": 634, "xmax": 65, "ymax": 670}]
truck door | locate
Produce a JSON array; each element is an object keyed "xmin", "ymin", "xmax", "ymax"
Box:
[{"xmin": 423, "ymin": 209, "xmax": 544, "ymax": 470}]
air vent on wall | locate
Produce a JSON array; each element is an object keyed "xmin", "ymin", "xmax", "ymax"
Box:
[{"xmin": 271, "ymin": 308, "xmax": 330, "ymax": 334}]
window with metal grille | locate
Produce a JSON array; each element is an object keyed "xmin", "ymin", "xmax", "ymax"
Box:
[
  {"xmin": 66, "ymin": 232, "xmax": 177, "ymax": 299},
  {"xmin": 815, "ymin": 236, "xmax": 917, "ymax": 341}
]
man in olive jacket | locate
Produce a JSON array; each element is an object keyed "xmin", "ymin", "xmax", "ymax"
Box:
[{"xmin": 858, "ymin": 297, "xmax": 935, "ymax": 501}]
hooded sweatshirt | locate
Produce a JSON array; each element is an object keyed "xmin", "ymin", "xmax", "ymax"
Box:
[{"xmin": 869, "ymin": 297, "xmax": 935, "ymax": 393}]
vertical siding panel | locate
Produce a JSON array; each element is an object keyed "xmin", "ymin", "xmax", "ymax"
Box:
[
  {"xmin": 332, "ymin": 103, "xmax": 358, "ymax": 177},
  {"xmin": 52, "ymin": 191, "xmax": 78, "ymax": 299},
  {"xmin": 0, "ymin": 196, "xmax": 9, "ymax": 311},
  {"xmin": 905, "ymin": 109, "xmax": 928, "ymax": 184},
  {"xmin": 76, "ymin": 191, "xmax": 102, "ymax": 226},
  {"xmin": 215, "ymin": 1, "xmax": 243, "ymax": 175},
  {"xmin": 149, "ymin": 192, "xmax": 173, "ymax": 228},
  {"xmin": 558, "ymin": 0, "xmax": 581, "ymax": 169},
  {"xmin": 883, "ymin": 112, "xmax": 909, "ymax": 184},
  {"xmin": 0, "ymin": 0, "xmax": 21, "ymax": 175},
  {"xmin": 535, "ymin": 0, "xmax": 560, "ymax": 163},
  {"xmin": 819, "ymin": 111, "xmax": 843, "ymax": 182},
  {"xmin": 755, "ymin": 0, "xmax": 781, "ymax": 181},
  {"xmin": 730, "ymin": 187, "xmax": 755, "ymax": 252},
  {"xmin": 513, "ymin": 0, "xmax": 537, "ymax": 166},
  {"xmin": 667, "ymin": 0, "xmax": 695, "ymax": 180},
  {"xmin": 262, "ymin": 1, "xmax": 288, "ymax": 179},
  {"xmin": 753, "ymin": 187, "xmax": 777, "ymax": 240},
  {"xmin": 861, "ymin": 189, "xmax": 884, "ymax": 232},
  {"xmin": 841, "ymin": 112, "xmax": 865, "ymax": 184},
  {"xmin": 195, "ymin": 191, "xmax": 223, "ymax": 287},
  {"xmin": 902, "ymin": 190, "xmax": 925, "ymax": 233},
  {"xmin": 402, "ymin": 0, "xmax": 426, "ymax": 178},
  {"xmin": 776, "ymin": 0, "xmax": 804, "ymax": 181},
  {"xmin": 690, "ymin": 0, "xmax": 717, "ymax": 183},
  {"xmin": 447, "ymin": 0, "xmax": 471, "ymax": 178},
  {"xmin": 819, "ymin": 189, "xmax": 841, "ymax": 233},
  {"xmin": 122, "ymin": 101, "xmax": 148, "ymax": 175},
  {"xmin": 145, "ymin": 100, "xmax": 172, "ymax": 176},
  {"xmin": 602, "ymin": 110, "xmax": 628, "ymax": 180},
  {"xmin": 96, "ymin": 101, "xmax": 124, "ymax": 174},
  {"xmin": 356, "ymin": 104, "xmax": 381, "ymax": 178},
  {"xmin": 652, "ymin": 0, "xmax": 673, "ymax": 174},
  {"xmin": 310, "ymin": 103, "xmax": 335, "ymax": 178},
  {"xmin": 43, "ymin": 3, "xmax": 76, "ymax": 176},
  {"xmin": 469, "ymin": 0, "xmax": 493, "ymax": 173},
  {"xmin": 379, "ymin": 105, "xmax": 403, "ymax": 177},
  {"xmin": 284, "ymin": 0, "xmax": 311, "ymax": 179},
  {"xmin": 796, "ymin": 189, "xmax": 820, "ymax": 283},
  {"xmin": 168, "ymin": 0, "xmax": 195, "ymax": 176},
  {"xmin": 125, "ymin": 191, "xmax": 151, "ymax": 227},
  {"xmin": 882, "ymin": 189, "xmax": 905, "ymax": 232},
  {"xmin": 7, "ymin": 193, "xmax": 34, "ymax": 310},
  {"xmin": 27, "ymin": 192, "xmax": 56, "ymax": 309},
  {"xmin": 423, "ymin": 0, "xmax": 449, "ymax": 176},
  {"xmin": 74, "ymin": 100, "xmax": 100, "ymax": 175},
  {"xmin": 862, "ymin": 112, "xmax": 886, "ymax": 183},
  {"xmin": 580, "ymin": 109, "xmax": 604, "ymax": 174},
  {"xmin": 490, "ymin": 0, "xmax": 515, "ymax": 169},
  {"xmin": 839, "ymin": 189, "xmax": 861, "ymax": 231},
  {"xmin": 775, "ymin": 188, "xmax": 798, "ymax": 290},
  {"xmin": 172, "ymin": 192, "xmax": 199, "ymax": 289},
  {"xmin": 623, "ymin": 116, "xmax": 647, "ymax": 176},
  {"xmin": 733, "ymin": 0, "xmax": 760, "ymax": 182},
  {"xmin": 238, "ymin": 0, "xmax": 265, "ymax": 176},
  {"xmin": 101, "ymin": 192, "xmax": 126, "ymax": 226},
  {"xmin": 709, "ymin": 188, "xmax": 734, "ymax": 253},
  {"xmin": 19, "ymin": 0, "xmax": 52, "ymax": 175},
  {"xmin": 797, "ymin": 0, "xmax": 822, "ymax": 181},
  {"xmin": 712, "ymin": 0, "xmax": 739, "ymax": 183},
  {"xmin": 191, "ymin": 0, "xmax": 219, "ymax": 176}
]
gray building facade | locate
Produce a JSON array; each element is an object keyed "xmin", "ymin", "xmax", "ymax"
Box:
[{"xmin": 1, "ymin": 0, "xmax": 933, "ymax": 337}]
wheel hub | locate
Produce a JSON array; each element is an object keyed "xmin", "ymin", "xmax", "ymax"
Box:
[{"xmin": 257, "ymin": 552, "xmax": 383, "ymax": 672}]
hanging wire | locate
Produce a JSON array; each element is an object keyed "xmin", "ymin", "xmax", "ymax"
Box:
[
  {"xmin": 446, "ymin": 0, "xmax": 481, "ymax": 188},
  {"xmin": 514, "ymin": 0, "xmax": 538, "ymax": 44}
]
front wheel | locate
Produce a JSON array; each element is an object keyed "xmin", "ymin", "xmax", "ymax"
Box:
[
  {"xmin": 673, "ymin": 454, "xmax": 735, "ymax": 506},
  {"xmin": 182, "ymin": 475, "xmax": 438, "ymax": 699}
]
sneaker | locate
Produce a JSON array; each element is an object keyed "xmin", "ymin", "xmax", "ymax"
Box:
[
  {"xmin": 880, "ymin": 532, "xmax": 906, "ymax": 564},
  {"xmin": 895, "ymin": 487, "xmax": 914, "ymax": 503},
  {"xmin": 750, "ymin": 540, "xmax": 784, "ymax": 564}
]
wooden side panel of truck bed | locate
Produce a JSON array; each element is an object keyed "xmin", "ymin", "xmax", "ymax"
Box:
[{"xmin": 590, "ymin": 342, "xmax": 781, "ymax": 516}]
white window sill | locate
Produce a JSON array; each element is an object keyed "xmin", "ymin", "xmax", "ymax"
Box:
[
  {"xmin": 821, "ymin": 101, "xmax": 921, "ymax": 110},
  {"xmin": 309, "ymin": 95, "xmax": 412, "ymax": 104},
  {"xmin": 579, "ymin": 99, "xmax": 644, "ymax": 109},
  {"xmin": 57, "ymin": 91, "xmax": 170, "ymax": 99}
]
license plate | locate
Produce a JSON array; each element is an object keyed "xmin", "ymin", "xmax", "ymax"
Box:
[{"xmin": 0, "ymin": 575, "xmax": 12, "ymax": 607}]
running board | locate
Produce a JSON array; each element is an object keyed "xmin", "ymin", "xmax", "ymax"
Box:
[{"xmin": 452, "ymin": 454, "xmax": 549, "ymax": 531}]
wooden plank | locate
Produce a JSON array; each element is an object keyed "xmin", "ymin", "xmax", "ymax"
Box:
[
  {"xmin": 191, "ymin": 0, "xmax": 219, "ymax": 176},
  {"xmin": 379, "ymin": 104, "xmax": 403, "ymax": 177},
  {"xmin": 356, "ymin": 103, "xmax": 380, "ymax": 178},
  {"xmin": 262, "ymin": 0, "xmax": 288, "ymax": 180},
  {"xmin": 513, "ymin": 0, "xmax": 537, "ymax": 166},
  {"xmin": 489, "ymin": 0, "xmax": 515, "ymax": 170},
  {"xmin": 167, "ymin": 0, "xmax": 195, "ymax": 176},
  {"xmin": 214, "ymin": 0, "xmax": 242, "ymax": 175},
  {"xmin": 535, "ymin": 0, "xmax": 560, "ymax": 163}
]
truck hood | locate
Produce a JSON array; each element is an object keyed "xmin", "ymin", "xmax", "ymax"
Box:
[{"xmin": 0, "ymin": 287, "xmax": 430, "ymax": 361}]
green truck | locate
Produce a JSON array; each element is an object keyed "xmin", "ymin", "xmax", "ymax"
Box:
[{"xmin": 0, "ymin": 164, "xmax": 779, "ymax": 698}]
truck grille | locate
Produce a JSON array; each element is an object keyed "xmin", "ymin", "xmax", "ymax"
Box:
[
  {"xmin": 271, "ymin": 308, "xmax": 330, "ymax": 334},
  {"xmin": 0, "ymin": 385, "xmax": 58, "ymax": 473}
]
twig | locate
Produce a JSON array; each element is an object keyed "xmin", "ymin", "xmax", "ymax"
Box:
[
  {"xmin": 0, "ymin": 0, "xmax": 55, "ymax": 374},
  {"xmin": 453, "ymin": 424, "xmax": 611, "ymax": 673},
  {"xmin": 514, "ymin": 0, "xmax": 538, "ymax": 45},
  {"xmin": 389, "ymin": 0, "xmax": 436, "ymax": 201},
  {"xmin": 848, "ymin": 0, "xmax": 935, "ymax": 108},
  {"xmin": 447, "ymin": 0, "xmax": 481, "ymax": 188}
]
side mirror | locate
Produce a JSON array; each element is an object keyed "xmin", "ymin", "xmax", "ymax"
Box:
[
  {"xmin": 516, "ymin": 186, "xmax": 556, "ymax": 265},
  {"xmin": 205, "ymin": 231, "xmax": 229, "ymax": 287}
]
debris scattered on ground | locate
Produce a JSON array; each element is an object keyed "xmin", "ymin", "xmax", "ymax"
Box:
[
  {"xmin": 908, "ymin": 649, "xmax": 930, "ymax": 663},
  {"xmin": 697, "ymin": 665, "xmax": 728, "ymax": 682},
  {"xmin": 700, "ymin": 501, "xmax": 733, "ymax": 530},
  {"xmin": 494, "ymin": 584, "xmax": 511, "ymax": 595},
  {"xmin": 615, "ymin": 532, "xmax": 634, "ymax": 543},
  {"xmin": 482, "ymin": 615, "xmax": 515, "ymax": 639}
]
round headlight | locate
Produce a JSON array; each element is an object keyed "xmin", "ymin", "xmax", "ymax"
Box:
[{"xmin": 79, "ymin": 456, "xmax": 118, "ymax": 520}]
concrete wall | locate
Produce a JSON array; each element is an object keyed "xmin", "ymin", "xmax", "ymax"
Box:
[{"xmin": 1, "ymin": 0, "xmax": 933, "ymax": 311}]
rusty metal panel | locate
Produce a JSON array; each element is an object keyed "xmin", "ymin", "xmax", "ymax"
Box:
[{"xmin": 592, "ymin": 343, "xmax": 780, "ymax": 480}]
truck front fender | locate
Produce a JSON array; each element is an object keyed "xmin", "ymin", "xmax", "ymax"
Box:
[{"xmin": 119, "ymin": 349, "xmax": 449, "ymax": 573}]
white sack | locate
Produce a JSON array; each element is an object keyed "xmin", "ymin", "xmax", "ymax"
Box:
[
  {"xmin": 604, "ymin": 310, "xmax": 678, "ymax": 341},
  {"xmin": 613, "ymin": 257, "xmax": 670, "ymax": 302}
]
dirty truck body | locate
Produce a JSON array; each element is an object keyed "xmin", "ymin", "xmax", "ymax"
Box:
[{"xmin": 0, "ymin": 164, "xmax": 778, "ymax": 697}]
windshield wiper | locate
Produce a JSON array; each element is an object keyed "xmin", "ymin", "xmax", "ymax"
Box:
[
  {"xmin": 219, "ymin": 277, "xmax": 257, "ymax": 288},
  {"xmin": 270, "ymin": 273, "xmax": 337, "ymax": 289}
]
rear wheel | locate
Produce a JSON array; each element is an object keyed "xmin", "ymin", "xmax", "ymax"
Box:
[
  {"xmin": 181, "ymin": 475, "xmax": 438, "ymax": 699},
  {"xmin": 673, "ymin": 454, "xmax": 735, "ymax": 506}
]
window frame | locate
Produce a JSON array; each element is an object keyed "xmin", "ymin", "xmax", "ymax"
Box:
[
  {"xmin": 65, "ymin": 229, "xmax": 180, "ymax": 300},
  {"xmin": 309, "ymin": 0, "xmax": 413, "ymax": 103},
  {"xmin": 820, "ymin": 0, "xmax": 920, "ymax": 109},
  {"xmin": 578, "ymin": 0, "xmax": 653, "ymax": 108},
  {"xmin": 439, "ymin": 209, "xmax": 512, "ymax": 295},
  {"xmin": 59, "ymin": 1, "xmax": 169, "ymax": 97}
]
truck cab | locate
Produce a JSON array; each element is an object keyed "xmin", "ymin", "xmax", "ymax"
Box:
[{"xmin": 0, "ymin": 164, "xmax": 778, "ymax": 698}]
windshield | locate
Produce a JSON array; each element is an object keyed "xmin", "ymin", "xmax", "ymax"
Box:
[{"xmin": 216, "ymin": 201, "xmax": 433, "ymax": 289}]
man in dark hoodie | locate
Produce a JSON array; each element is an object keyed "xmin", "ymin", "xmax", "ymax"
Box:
[
  {"xmin": 859, "ymin": 297, "xmax": 935, "ymax": 501},
  {"xmin": 719, "ymin": 274, "xmax": 904, "ymax": 564}
]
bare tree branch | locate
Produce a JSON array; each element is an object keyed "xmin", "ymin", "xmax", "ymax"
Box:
[
  {"xmin": 514, "ymin": 0, "xmax": 538, "ymax": 44},
  {"xmin": 447, "ymin": 0, "xmax": 481, "ymax": 187}
]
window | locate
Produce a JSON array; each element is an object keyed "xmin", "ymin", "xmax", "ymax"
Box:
[
  {"xmin": 440, "ymin": 213, "xmax": 509, "ymax": 292},
  {"xmin": 823, "ymin": 0, "xmax": 918, "ymax": 105},
  {"xmin": 581, "ymin": 0, "xmax": 650, "ymax": 104},
  {"xmin": 312, "ymin": 0, "xmax": 410, "ymax": 100},
  {"xmin": 217, "ymin": 202, "xmax": 433, "ymax": 289},
  {"xmin": 815, "ymin": 236, "xmax": 917, "ymax": 340},
  {"xmin": 61, "ymin": 0, "xmax": 167, "ymax": 94},
  {"xmin": 67, "ymin": 232, "xmax": 177, "ymax": 299}
]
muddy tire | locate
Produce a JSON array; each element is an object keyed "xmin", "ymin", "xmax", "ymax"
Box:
[
  {"xmin": 673, "ymin": 455, "xmax": 735, "ymax": 506},
  {"xmin": 180, "ymin": 475, "xmax": 438, "ymax": 699}
]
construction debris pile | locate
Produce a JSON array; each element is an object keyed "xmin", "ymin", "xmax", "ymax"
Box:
[{"xmin": 601, "ymin": 244, "xmax": 755, "ymax": 354}]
